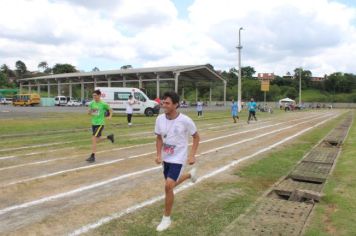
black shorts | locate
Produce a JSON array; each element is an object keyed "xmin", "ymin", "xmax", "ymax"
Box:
[{"xmin": 92, "ymin": 125, "xmax": 104, "ymax": 137}]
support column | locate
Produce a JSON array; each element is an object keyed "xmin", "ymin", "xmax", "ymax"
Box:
[
  {"xmin": 156, "ymin": 74, "xmax": 160, "ymax": 98},
  {"xmin": 93, "ymin": 77, "xmax": 97, "ymax": 88},
  {"xmin": 138, "ymin": 75, "xmax": 143, "ymax": 89},
  {"xmin": 174, "ymin": 72, "xmax": 180, "ymax": 93},
  {"xmin": 81, "ymin": 78, "xmax": 84, "ymax": 100},
  {"xmin": 182, "ymin": 87, "xmax": 185, "ymax": 99},
  {"xmin": 37, "ymin": 82, "xmax": 40, "ymax": 94},
  {"xmin": 28, "ymin": 82, "xmax": 32, "ymax": 93},
  {"xmin": 69, "ymin": 80, "xmax": 73, "ymax": 98},
  {"xmin": 195, "ymin": 87, "xmax": 198, "ymax": 102},
  {"xmin": 107, "ymin": 76, "xmax": 111, "ymax": 87},
  {"xmin": 57, "ymin": 79, "xmax": 61, "ymax": 96},
  {"xmin": 19, "ymin": 82, "xmax": 23, "ymax": 94},
  {"xmin": 223, "ymin": 80, "xmax": 227, "ymax": 106},
  {"xmin": 123, "ymin": 76, "xmax": 126, "ymax": 87},
  {"xmin": 47, "ymin": 80, "xmax": 51, "ymax": 97},
  {"xmin": 209, "ymin": 86, "xmax": 212, "ymax": 103}
]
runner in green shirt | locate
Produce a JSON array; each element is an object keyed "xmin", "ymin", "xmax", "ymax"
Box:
[{"xmin": 86, "ymin": 89, "xmax": 114, "ymax": 163}]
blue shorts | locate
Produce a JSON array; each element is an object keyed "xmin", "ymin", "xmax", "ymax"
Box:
[{"xmin": 163, "ymin": 162, "xmax": 183, "ymax": 181}]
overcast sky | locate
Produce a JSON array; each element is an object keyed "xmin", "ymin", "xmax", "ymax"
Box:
[{"xmin": 1, "ymin": 0, "xmax": 355, "ymax": 76}]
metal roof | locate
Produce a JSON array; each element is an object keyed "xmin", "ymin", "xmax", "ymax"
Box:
[{"xmin": 19, "ymin": 64, "xmax": 225, "ymax": 83}]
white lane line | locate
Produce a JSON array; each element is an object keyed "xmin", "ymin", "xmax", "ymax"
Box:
[
  {"xmin": 0, "ymin": 166, "xmax": 162, "ymax": 217},
  {"xmin": 0, "ymin": 147, "xmax": 74, "ymax": 161},
  {"xmin": 0, "ymin": 114, "xmax": 324, "ymax": 184},
  {"xmin": 200, "ymin": 114, "xmax": 332, "ymax": 155},
  {"xmin": 68, "ymin": 113, "xmax": 338, "ymax": 235},
  {"xmin": 0, "ymin": 156, "xmax": 15, "ymax": 160},
  {"xmin": 0, "ymin": 113, "xmax": 337, "ymax": 216},
  {"xmin": 0, "ymin": 113, "xmax": 319, "ymax": 162},
  {"xmin": 4, "ymin": 153, "xmax": 155, "ymax": 186},
  {"xmin": 0, "ymin": 141, "xmax": 73, "ymax": 152},
  {"xmin": 0, "ymin": 143, "xmax": 155, "ymax": 172}
]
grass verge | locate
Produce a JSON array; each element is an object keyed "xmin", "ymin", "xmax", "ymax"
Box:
[{"xmin": 304, "ymin": 111, "xmax": 356, "ymax": 236}]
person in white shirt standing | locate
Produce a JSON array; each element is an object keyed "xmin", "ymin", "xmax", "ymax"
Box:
[
  {"xmin": 126, "ymin": 95, "xmax": 135, "ymax": 127},
  {"xmin": 196, "ymin": 99, "xmax": 203, "ymax": 117},
  {"xmin": 154, "ymin": 91, "xmax": 200, "ymax": 232}
]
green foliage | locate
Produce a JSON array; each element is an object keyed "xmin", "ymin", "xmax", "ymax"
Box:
[
  {"xmin": 52, "ymin": 63, "xmax": 77, "ymax": 74},
  {"xmin": 0, "ymin": 72, "xmax": 8, "ymax": 87},
  {"xmin": 15, "ymin": 60, "xmax": 27, "ymax": 78}
]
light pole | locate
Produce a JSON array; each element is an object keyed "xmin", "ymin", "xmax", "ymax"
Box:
[
  {"xmin": 299, "ymin": 67, "xmax": 302, "ymax": 105},
  {"xmin": 237, "ymin": 27, "xmax": 243, "ymax": 111}
]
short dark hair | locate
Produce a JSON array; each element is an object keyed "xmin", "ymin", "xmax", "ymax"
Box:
[
  {"xmin": 93, "ymin": 90, "xmax": 101, "ymax": 95},
  {"xmin": 162, "ymin": 91, "xmax": 180, "ymax": 104}
]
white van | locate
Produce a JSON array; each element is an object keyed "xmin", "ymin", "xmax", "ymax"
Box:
[
  {"xmin": 95, "ymin": 87, "xmax": 160, "ymax": 116},
  {"xmin": 54, "ymin": 96, "xmax": 71, "ymax": 106}
]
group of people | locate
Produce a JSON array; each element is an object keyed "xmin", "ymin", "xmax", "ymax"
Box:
[
  {"xmin": 231, "ymin": 98, "xmax": 258, "ymax": 124},
  {"xmin": 87, "ymin": 90, "xmax": 200, "ymax": 232}
]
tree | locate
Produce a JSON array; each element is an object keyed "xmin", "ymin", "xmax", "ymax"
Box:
[
  {"xmin": 52, "ymin": 63, "xmax": 77, "ymax": 74},
  {"xmin": 293, "ymin": 68, "xmax": 312, "ymax": 88},
  {"xmin": 120, "ymin": 65, "xmax": 133, "ymax": 69},
  {"xmin": 38, "ymin": 61, "xmax": 49, "ymax": 72},
  {"xmin": 241, "ymin": 66, "xmax": 256, "ymax": 79},
  {"xmin": 0, "ymin": 72, "xmax": 8, "ymax": 87},
  {"xmin": 0, "ymin": 64, "xmax": 14, "ymax": 77},
  {"xmin": 92, "ymin": 67, "xmax": 100, "ymax": 72},
  {"xmin": 15, "ymin": 60, "xmax": 27, "ymax": 78}
]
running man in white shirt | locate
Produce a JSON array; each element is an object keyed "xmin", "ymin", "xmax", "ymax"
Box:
[{"xmin": 154, "ymin": 91, "xmax": 200, "ymax": 232}]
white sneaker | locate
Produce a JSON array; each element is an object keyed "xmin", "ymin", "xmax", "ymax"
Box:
[
  {"xmin": 189, "ymin": 167, "xmax": 198, "ymax": 183},
  {"xmin": 156, "ymin": 216, "xmax": 171, "ymax": 232},
  {"xmin": 128, "ymin": 123, "xmax": 132, "ymax": 126}
]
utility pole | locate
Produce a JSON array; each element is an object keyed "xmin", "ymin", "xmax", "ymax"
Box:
[
  {"xmin": 237, "ymin": 27, "xmax": 243, "ymax": 111},
  {"xmin": 299, "ymin": 67, "xmax": 302, "ymax": 105}
]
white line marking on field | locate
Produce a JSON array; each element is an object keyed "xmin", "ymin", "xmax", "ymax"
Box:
[
  {"xmin": 0, "ymin": 141, "xmax": 73, "ymax": 152},
  {"xmin": 0, "ymin": 147, "xmax": 72, "ymax": 161},
  {"xmin": 200, "ymin": 114, "xmax": 332, "ymax": 155},
  {"xmin": 0, "ymin": 166, "xmax": 162, "ymax": 216},
  {"xmin": 0, "ymin": 113, "xmax": 323, "ymax": 184},
  {"xmin": 68, "ymin": 113, "xmax": 338, "ymax": 235},
  {"xmin": 0, "ymin": 113, "xmax": 337, "ymax": 216},
  {"xmin": 0, "ymin": 156, "xmax": 15, "ymax": 160}
]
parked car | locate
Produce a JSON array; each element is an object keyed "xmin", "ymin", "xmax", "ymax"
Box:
[
  {"xmin": 0, "ymin": 97, "xmax": 12, "ymax": 105},
  {"xmin": 54, "ymin": 96, "xmax": 71, "ymax": 106},
  {"xmin": 66, "ymin": 99, "xmax": 82, "ymax": 106}
]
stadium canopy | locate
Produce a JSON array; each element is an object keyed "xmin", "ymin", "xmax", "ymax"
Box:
[{"xmin": 18, "ymin": 64, "xmax": 227, "ymax": 103}]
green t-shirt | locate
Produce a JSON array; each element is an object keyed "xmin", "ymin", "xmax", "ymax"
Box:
[{"xmin": 89, "ymin": 100, "xmax": 110, "ymax": 125}]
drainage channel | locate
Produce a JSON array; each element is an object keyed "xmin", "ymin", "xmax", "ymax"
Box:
[{"xmin": 220, "ymin": 113, "xmax": 353, "ymax": 236}]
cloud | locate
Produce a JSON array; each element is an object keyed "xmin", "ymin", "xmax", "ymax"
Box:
[{"xmin": 0, "ymin": 0, "xmax": 355, "ymax": 76}]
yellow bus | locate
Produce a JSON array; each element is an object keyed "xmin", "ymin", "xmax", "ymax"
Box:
[{"xmin": 12, "ymin": 94, "xmax": 41, "ymax": 106}]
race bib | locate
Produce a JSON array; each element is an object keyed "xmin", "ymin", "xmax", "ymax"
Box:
[
  {"xmin": 91, "ymin": 109, "xmax": 99, "ymax": 116},
  {"xmin": 163, "ymin": 143, "xmax": 176, "ymax": 155}
]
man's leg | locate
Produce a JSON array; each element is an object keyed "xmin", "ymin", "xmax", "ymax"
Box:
[
  {"xmin": 253, "ymin": 111, "xmax": 257, "ymax": 121},
  {"xmin": 91, "ymin": 136, "xmax": 98, "ymax": 154},
  {"xmin": 164, "ymin": 178, "xmax": 176, "ymax": 216},
  {"xmin": 163, "ymin": 172, "xmax": 191, "ymax": 216}
]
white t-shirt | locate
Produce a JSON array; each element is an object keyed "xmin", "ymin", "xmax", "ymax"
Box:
[
  {"xmin": 154, "ymin": 113, "xmax": 197, "ymax": 164},
  {"xmin": 126, "ymin": 98, "xmax": 135, "ymax": 114},
  {"xmin": 196, "ymin": 101, "xmax": 203, "ymax": 111}
]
